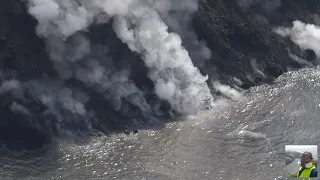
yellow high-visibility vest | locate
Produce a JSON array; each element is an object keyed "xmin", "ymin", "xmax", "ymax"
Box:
[{"xmin": 297, "ymin": 165, "xmax": 316, "ymax": 178}]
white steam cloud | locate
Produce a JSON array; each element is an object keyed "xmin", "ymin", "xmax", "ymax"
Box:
[
  {"xmin": 0, "ymin": 79, "xmax": 23, "ymax": 98},
  {"xmin": 26, "ymin": 80, "xmax": 91, "ymax": 124},
  {"xmin": 10, "ymin": 102, "xmax": 30, "ymax": 115},
  {"xmin": 213, "ymin": 81, "xmax": 243, "ymax": 101},
  {"xmin": 274, "ymin": 20, "xmax": 320, "ymax": 57},
  {"xmin": 26, "ymin": 0, "xmax": 214, "ymax": 115},
  {"xmin": 75, "ymin": 55, "xmax": 153, "ymax": 115},
  {"xmin": 0, "ymin": 80, "xmax": 20, "ymax": 95},
  {"xmin": 27, "ymin": 0, "xmax": 134, "ymax": 38},
  {"xmin": 158, "ymin": 0, "xmax": 212, "ymax": 72},
  {"xmin": 113, "ymin": 5, "xmax": 212, "ymax": 114},
  {"xmin": 45, "ymin": 34, "xmax": 91, "ymax": 79}
]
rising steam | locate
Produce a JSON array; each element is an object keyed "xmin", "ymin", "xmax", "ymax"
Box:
[
  {"xmin": 274, "ymin": 20, "xmax": 320, "ymax": 58},
  {"xmin": 112, "ymin": 4, "xmax": 213, "ymax": 114},
  {"xmin": 26, "ymin": 0, "xmax": 214, "ymax": 115}
]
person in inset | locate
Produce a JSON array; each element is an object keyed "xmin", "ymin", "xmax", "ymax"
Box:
[{"xmin": 288, "ymin": 151, "xmax": 318, "ymax": 178}]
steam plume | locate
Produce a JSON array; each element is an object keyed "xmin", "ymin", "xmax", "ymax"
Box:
[
  {"xmin": 274, "ymin": 20, "xmax": 320, "ymax": 58},
  {"xmin": 26, "ymin": 80, "xmax": 91, "ymax": 124},
  {"xmin": 0, "ymin": 80, "xmax": 23, "ymax": 98},
  {"xmin": 26, "ymin": 0, "xmax": 214, "ymax": 115}
]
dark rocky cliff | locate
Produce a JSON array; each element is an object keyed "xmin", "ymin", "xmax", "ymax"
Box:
[
  {"xmin": 0, "ymin": 0, "xmax": 319, "ymax": 149},
  {"xmin": 193, "ymin": 0, "xmax": 319, "ymax": 88}
]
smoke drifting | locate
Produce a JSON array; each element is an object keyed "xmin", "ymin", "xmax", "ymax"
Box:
[
  {"xmin": 10, "ymin": 102, "xmax": 30, "ymax": 116},
  {"xmin": 274, "ymin": 20, "xmax": 320, "ymax": 58},
  {"xmin": 0, "ymin": 79, "xmax": 23, "ymax": 98},
  {"xmin": 25, "ymin": 80, "xmax": 92, "ymax": 129},
  {"xmin": 113, "ymin": 4, "xmax": 213, "ymax": 114},
  {"xmin": 26, "ymin": 0, "xmax": 214, "ymax": 115},
  {"xmin": 213, "ymin": 81, "xmax": 243, "ymax": 101}
]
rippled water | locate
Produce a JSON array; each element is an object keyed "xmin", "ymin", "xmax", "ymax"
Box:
[{"xmin": 1, "ymin": 67, "xmax": 320, "ymax": 180}]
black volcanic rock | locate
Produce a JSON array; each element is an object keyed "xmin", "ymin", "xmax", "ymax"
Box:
[
  {"xmin": 304, "ymin": 49, "xmax": 317, "ymax": 62},
  {"xmin": 0, "ymin": 0, "xmax": 56, "ymax": 79},
  {"xmin": 192, "ymin": 0, "xmax": 320, "ymax": 87},
  {"xmin": 0, "ymin": 100, "xmax": 50, "ymax": 150}
]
